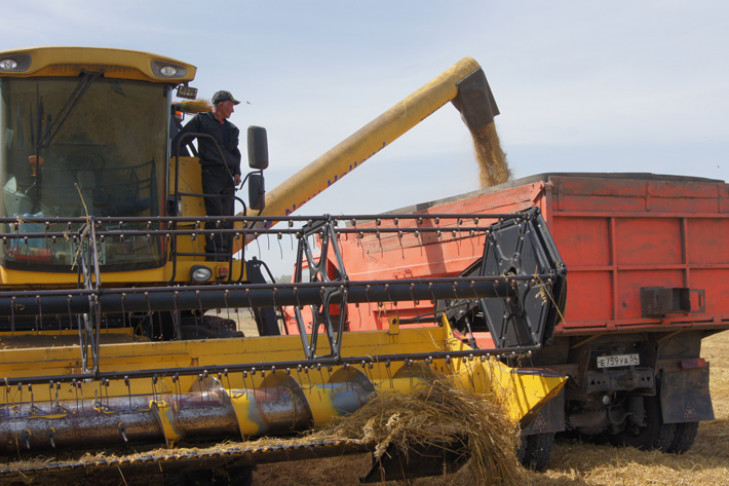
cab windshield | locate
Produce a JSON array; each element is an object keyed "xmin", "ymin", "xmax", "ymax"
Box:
[{"xmin": 0, "ymin": 76, "xmax": 169, "ymax": 270}]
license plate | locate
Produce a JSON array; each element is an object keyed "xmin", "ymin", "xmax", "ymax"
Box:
[{"xmin": 597, "ymin": 353, "xmax": 640, "ymax": 368}]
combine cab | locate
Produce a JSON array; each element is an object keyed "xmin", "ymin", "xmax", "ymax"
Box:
[{"xmin": 0, "ymin": 48, "xmax": 569, "ymax": 483}]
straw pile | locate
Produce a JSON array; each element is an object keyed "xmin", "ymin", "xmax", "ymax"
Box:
[
  {"xmin": 319, "ymin": 368, "xmax": 521, "ymax": 485},
  {"xmin": 471, "ymin": 122, "xmax": 511, "ymax": 188}
]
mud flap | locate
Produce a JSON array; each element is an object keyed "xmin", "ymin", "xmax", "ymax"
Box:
[
  {"xmin": 660, "ymin": 367, "xmax": 714, "ymax": 423},
  {"xmin": 521, "ymin": 389, "xmax": 565, "ymax": 435}
]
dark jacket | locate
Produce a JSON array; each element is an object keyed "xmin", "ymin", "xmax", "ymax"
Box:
[{"xmin": 173, "ymin": 112, "xmax": 242, "ymax": 176}]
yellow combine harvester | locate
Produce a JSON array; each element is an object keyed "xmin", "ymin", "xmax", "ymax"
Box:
[{"xmin": 0, "ymin": 47, "xmax": 566, "ymax": 484}]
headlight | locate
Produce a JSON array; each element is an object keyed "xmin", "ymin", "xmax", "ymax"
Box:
[
  {"xmin": 190, "ymin": 265, "xmax": 213, "ymax": 282},
  {"xmin": 0, "ymin": 54, "xmax": 30, "ymax": 72},
  {"xmin": 152, "ymin": 60, "xmax": 187, "ymax": 78},
  {"xmin": 0, "ymin": 59, "xmax": 18, "ymax": 70},
  {"xmin": 160, "ymin": 66, "xmax": 178, "ymax": 76}
]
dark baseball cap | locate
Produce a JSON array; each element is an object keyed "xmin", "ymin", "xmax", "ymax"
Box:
[{"xmin": 212, "ymin": 90, "xmax": 240, "ymax": 105}]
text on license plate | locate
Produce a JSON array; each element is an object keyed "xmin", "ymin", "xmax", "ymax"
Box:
[{"xmin": 597, "ymin": 353, "xmax": 640, "ymax": 368}]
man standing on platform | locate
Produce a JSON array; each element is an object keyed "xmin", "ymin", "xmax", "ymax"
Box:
[{"xmin": 174, "ymin": 90, "xmax": 242, "ymax": 260}]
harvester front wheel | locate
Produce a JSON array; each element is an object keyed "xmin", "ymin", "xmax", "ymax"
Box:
[
  {"xmin": 165, "ymin": 469, "xmax": 213, "ymax": 486},
  {"xmin": 165, "ymin": 466, "xmax": 252, "ymax": 486},
  {"xmin": 226, "ymin": 466, "xmax": 254, "ymax": 486},
  {"xmin": 180, "ymin": 315, "xmax": 243, "ymax": 339}
]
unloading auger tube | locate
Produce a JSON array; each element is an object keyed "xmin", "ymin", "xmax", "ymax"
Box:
[
  {"xmin": 233, "ymin": 56, "xmax": 499, "ymax": 251},
  {"xmin": 0, "ymin": 209, "xmax": 566, "ymax": 481}
]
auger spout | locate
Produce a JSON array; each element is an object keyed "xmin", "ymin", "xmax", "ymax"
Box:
[{"xmin": 235, "ymin": 57, "xmax": 502, "ymax": 251}]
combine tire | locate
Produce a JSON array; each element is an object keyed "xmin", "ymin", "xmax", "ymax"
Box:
[
  {"xmin": 667, "ymin": 421, "xmax": 699, "ymax": 453},
  {"xmin": 165, "ymin": 470, "xmax": 213, "ymax": 486},
  {"xmin": 180, "ymin": 316, "xmax": 243, "ymax": 340},
  {"xmin": 517, "ymin": 432, "xmax": 554, "ymax": 471},
  {"xmin": 165, "ymin": 466, "xmax": 252, "ymax": 486},
  {"xmin": 611, "ymin": 395, "xmax": 676, "ymax": 452}
]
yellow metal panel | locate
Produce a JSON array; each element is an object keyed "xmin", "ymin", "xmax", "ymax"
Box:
[
  {"xmin": 0, "ymin": 265, "xmax": 170, "ymax": 286},
  {"xmin": 445, "ymin": 334, "xmax": 566, "ymax": 422},
  {"xmin": 168, "ymin": 155, "xmax": 209, "ymax": 260},
  {"xmin": 168, "ymin": 156, "xmax": 206, "ymax": 218},
  {"xmin": 0, "ymin": 259, "xmax": 244, "ymax": 286}
]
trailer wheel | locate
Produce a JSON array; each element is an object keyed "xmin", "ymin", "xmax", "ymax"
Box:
[
  {"xmin": 612, "ymin": 395, "xmax": 676, "ymax": 452},
  {"xmin": 667, "ymin": 421, "xmax": 699, "ymax": 454},
  {"xmin": 517, "ymin": 432, "xmax": 554, "ymax": 471}
]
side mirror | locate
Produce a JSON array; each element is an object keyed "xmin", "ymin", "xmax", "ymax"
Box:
[
  {"xmin": 248, "ymin": 173, "xmax": 266, "ymax": 211},
  {"xmin": 247, "ymin": 126, "xmax": 269, "ymax": 170}
]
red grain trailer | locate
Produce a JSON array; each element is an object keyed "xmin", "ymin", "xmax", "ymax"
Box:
[{"xmin": 325, "ymin": 173, "xmax": 729, "ymax": 466}]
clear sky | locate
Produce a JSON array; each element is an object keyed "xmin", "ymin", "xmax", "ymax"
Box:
[{"xmin": 2, "ymin": 1, "xmax": 727, "ymax": 274}]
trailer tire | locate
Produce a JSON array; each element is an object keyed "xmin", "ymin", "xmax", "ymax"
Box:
[
  {"xmin": 611, "ymin": 395, "xmax": 676, "ymax": 452},
  {"xmin": 517, "ymin": 432, "xmax": 554, "ymax": 471},
  {"xmin": 667, "ymin": 421, "xmax": 699, "ymax": 454}
]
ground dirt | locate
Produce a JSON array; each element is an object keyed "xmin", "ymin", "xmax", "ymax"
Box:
[{"xmin": 251, "ymin": 330, "xmax": 729, "ymax": 486}]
